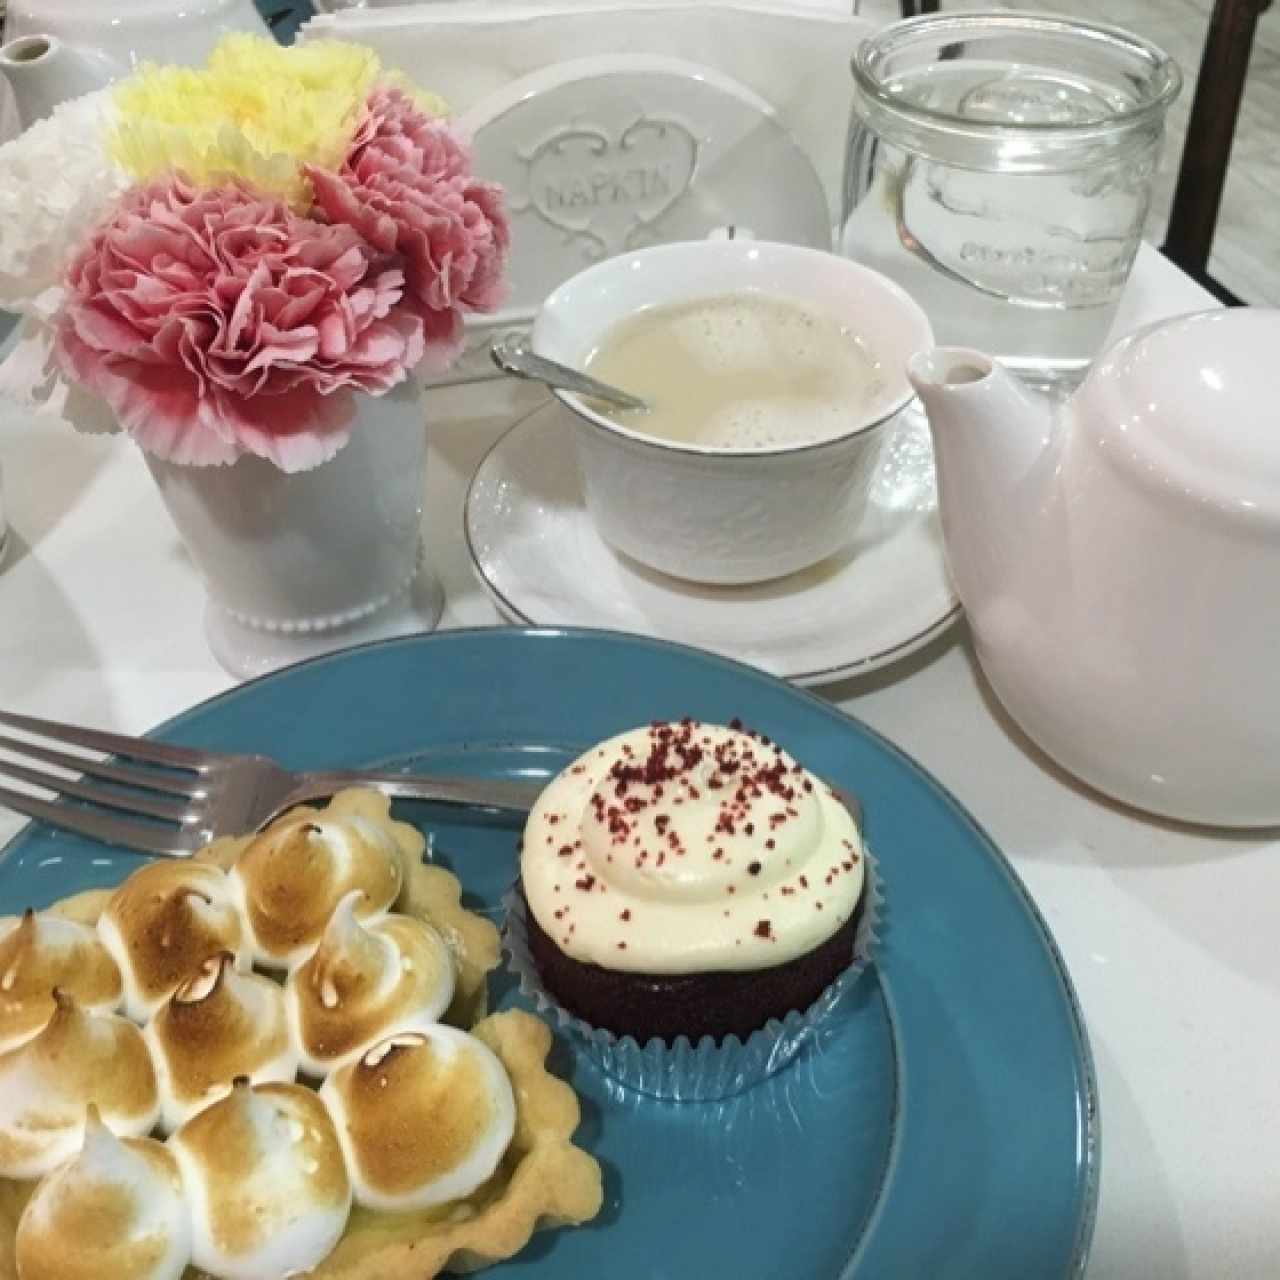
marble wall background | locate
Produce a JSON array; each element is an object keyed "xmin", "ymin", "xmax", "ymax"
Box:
[{"xmin": 1, "ymin": 2, "xmax": 1273, "ymax": 302}]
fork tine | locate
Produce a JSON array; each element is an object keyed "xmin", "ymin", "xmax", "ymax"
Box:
[
  {"xmin": 0, "ymin": 734, "xmax": 202, "ymax": 798},
  {"xmin": 0, "ymin": 710, "xmax": 212, "ymax": 771},
  {"xmin": 0, "ymin": 783, "xmax": 201, "ymax": 857},
  {"xmin": 0, "ymin": 758, "xmax": 193, "ymax": 823}
]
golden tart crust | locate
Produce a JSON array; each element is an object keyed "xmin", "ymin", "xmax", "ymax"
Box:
[{"xmin": 0, "ymin": 792, "xmax": 602, "ymax": 1279}]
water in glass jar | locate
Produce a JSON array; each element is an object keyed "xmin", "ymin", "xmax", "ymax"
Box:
[{"xmin": 842, "ymin": 61, "xmax": 1160, "ymax": 385}]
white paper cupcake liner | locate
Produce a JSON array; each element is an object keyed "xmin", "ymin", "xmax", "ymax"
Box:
[{"xmin": 502, "ymin": 847, "xmax": 882, "ymax": 1103}]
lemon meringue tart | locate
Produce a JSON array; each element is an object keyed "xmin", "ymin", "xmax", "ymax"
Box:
[
  {"xmin": 0, "ymin": 911, "xmax": 122, "ymax": 1053},
  {"xmin": 171, "ymin": 1080, "xmax": 352, "ymax": 1279},
  {"xmin": 518, "ymin": 719, "xmax": 869, "ymax": 1043},
  {"xmin": 14, "ymin": 1105, "xmax": 190, "ymax": 1280},
  {"xmin": 144, "ymin": 954, "xmax": 298, "ymax": 1134},
  {"xmin": 286, "ymin": 891, "xmax": 456, "ymax": 1078},
  {"xmin": 319, "ymin": 1025, "xmax": 516, "ymax": 1213},
  {"xmin": 227, "ymin": 799, "xmax": 406, "ymax": 971},
  {"xmin": 0, "ymin": 991, "xmax": 159, "ymax": 1181},
  {"xmin": 97, "ymin": 862, "xmax": 249, "ymax": 1023},
  {"xmin": 0, "ymin": 789, "xmax": 601, "ymax": 1279}
]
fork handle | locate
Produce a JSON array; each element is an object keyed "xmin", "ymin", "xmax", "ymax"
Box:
[{"xmin": 280, "ymin": 772, "xmax": 545, "ymax": 815}]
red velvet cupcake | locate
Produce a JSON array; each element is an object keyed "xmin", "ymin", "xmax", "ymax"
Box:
[{"xmin": 504, "ymin": 719, "xmax": 879, "ymax": 1100}]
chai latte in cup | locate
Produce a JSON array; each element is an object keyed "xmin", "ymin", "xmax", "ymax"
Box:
[{"xmin": 583, "ymin": 292, "xmax": 885, "ymax": 451}]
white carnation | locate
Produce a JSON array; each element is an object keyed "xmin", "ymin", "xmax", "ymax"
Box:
[
  {"xmin": 0, "ymin": 313, "xmax": 118, "ymax": 434},
  {"xmin": 0, "ymin": 89, "xmax": 128, "ymax": 314}
]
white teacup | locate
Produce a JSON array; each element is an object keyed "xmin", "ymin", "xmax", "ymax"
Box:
[{"xmin": 532, "ymin": 238, "xmax": 933, "ymax": 585}]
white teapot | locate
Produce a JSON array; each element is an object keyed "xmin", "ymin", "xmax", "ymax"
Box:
[
  {"xmin": 909, "ymin": 309, "xmax": 1280, "ymax": 827},
  {"xmin": 0, "ymin": 0, "xmax": 268, "ymax": 129}
]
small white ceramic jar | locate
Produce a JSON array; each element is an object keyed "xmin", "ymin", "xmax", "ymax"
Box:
[{"xmin": 531, "ymin": 239, "xmax": 932, "ymax": 585}]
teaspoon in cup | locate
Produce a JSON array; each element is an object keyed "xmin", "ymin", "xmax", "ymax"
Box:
[{"xmin": 489, "ymin": 334, "xmax": 650, "ymax": 414}]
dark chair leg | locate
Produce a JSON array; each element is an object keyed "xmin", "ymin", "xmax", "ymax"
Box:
[
  {"xmin": 899, "ymin": 0, "xmax": 941, "ymax": 16},
  {"xmin": 1161, "ymin": 0, "xmax": 1272, "ymax": 295}
]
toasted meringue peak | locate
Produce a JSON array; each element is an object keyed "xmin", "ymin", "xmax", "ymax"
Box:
[
  {"xmin": 15, "ymin": 1104, "xmax": 191, "ymax": 1280},
  {"xmin": 285, "ymin": 891, "xmax": 455, "ymax": 1078},
  {"xmin": 144, "ymin": 953, "xmax": 299, "ymax": 1134},
  {"xmin": 169, "ymin": 1079, "xmax": 351, "ymax": 1280},
  {"xmin": 319, "ymin": 1024, "xmax": 516, "ymax": 1213},
  {"xmin": 231, "ymin": 807, "xmax": 405, "ymax": 970},
  {"xmin": 0, "ymin": 991, "xmax": 159, "ymax": 1180},
  {"xmin": 97, "ymin": 862, "xmax": 248, "ymax": 1022},
  {"xmin": 0, "ymin": 909, "xmax": 122, "ymax": 1053}
]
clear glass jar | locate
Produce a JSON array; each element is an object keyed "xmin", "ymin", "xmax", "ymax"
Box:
[{"xmin": 841, "ymin": 14, "xmax": 1181, "ymax": 385}]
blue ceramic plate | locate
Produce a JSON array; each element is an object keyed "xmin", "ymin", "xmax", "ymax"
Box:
[{"xmin": 0, "ymin": 628, "xmax": 1097, "ymax": 1278}]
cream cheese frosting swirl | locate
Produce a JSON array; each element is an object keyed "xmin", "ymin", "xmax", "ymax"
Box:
[
  {"xmin": 231, "ymin": 810, "xmax": 404, "ymax": 970},
  {"xmin": 0, "ymin": 991, "xmax": 160, "ymax": 1180},
  {"xmin": 97, "ymin": 861, "xmax": 249, "ymax": 1023},
  {"xmin": 285, "ymin": 891, "xmax": 455, "ymax": 1078},
  {"xmin": 520, "ymin": 720, "xmax": 865, "ymax": 973},
  {"xmin": 0, "ymin": 910, "xmax": 122, "ymax": 1053},
  {"xmin": 15, "ymin": 1104, "xmax": 192, "ymax": 1280},
  {"xmin": 319, "ymin": 1025, "xmax": 516, "ymax": 1213},
  {"xmin": 144, "ymin": 953, "xmax": 299, "ymax": 1134},
  {"xmin": 169, "ymin": 1079, "xmax": 351, "ymax": 1280}
]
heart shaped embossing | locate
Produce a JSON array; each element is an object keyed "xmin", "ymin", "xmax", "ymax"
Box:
[{"xmin": 514, "ymin": 115, "xmax": 700, "ymax": 261}]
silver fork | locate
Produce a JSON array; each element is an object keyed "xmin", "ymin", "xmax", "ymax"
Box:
[{"xmin": 0, "ymin": 709, "xmax": 544, "ymax": 858}]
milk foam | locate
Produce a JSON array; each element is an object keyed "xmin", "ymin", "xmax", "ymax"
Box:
[{"xmin": 585, "ymin": 292, "xmax": 885, "ymax": 450}]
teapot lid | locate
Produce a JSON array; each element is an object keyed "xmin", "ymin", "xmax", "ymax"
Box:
[{"xmin": 1085, "ymin": 309, "xmax": 1280, "ymax": 524}]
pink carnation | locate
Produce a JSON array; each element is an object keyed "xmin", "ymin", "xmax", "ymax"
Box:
[
  {"xmin": 56, "ymin": 177, "xmax": 425, "ymax": 471},
  {"xmin": 309, "ymin": 87, "xmax": 510, "ymax": 372}
]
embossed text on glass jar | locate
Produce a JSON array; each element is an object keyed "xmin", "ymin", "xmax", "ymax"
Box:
[{"xmin": 842, "ymin": 14, "xmax": 1181, "ymax": 385}]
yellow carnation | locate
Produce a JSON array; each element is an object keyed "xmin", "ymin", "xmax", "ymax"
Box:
[{"xmin": 108, "ymin": 36, "xmax": 384, "ymax": 208}]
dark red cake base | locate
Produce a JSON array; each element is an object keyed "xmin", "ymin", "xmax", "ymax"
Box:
[{"xmin": 521, "ymin": 885, "xmax": 863, "ymax": 1043}]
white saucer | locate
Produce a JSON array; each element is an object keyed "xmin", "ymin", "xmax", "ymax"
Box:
[{"xmin": 464, "ymin": 402, "xmax": 960, "ymax": 686}]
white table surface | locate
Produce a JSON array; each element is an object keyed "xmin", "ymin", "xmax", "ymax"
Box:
[{"xmin": 0, "ymin": 243, "xmax": 1273, "ymax": 1279}]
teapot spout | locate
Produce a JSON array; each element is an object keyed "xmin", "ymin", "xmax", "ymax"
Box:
[
  {"xmin": 0, "ymin": 34, "xmax": 118, "ymax": 131},
  {"xmin": 908, "ymin": 347, "xmax": 1055, "ymax": 612}
]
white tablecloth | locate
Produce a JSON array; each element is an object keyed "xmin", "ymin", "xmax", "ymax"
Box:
[{"xmin": 0, "ymin": 244, "xmax": 1274, "ymax": 1279}]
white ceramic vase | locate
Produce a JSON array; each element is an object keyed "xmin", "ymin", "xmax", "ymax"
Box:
[{"xmin": 147, "ymin": 384, "xmax": 443, "ymax": 680}]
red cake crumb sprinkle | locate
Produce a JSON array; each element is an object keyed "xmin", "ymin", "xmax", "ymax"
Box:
[
  {"xmin": 558, "ymin": 845, "xmax": 574, "ymax": 857},
  {"xmin": 620, "ymin": 909, "xmax": 631, "ymax": 922},
  {"xmin": 754, "ymin": 919, "xmax": 772, "ymax": 939},
  {"xmin": 574, "ymin": 874, "xmax": 596, "ymax": 892},
  {"xmin": 747, "ymin": 861, "xmax": 762, "ymax": 876}
]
